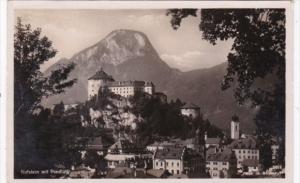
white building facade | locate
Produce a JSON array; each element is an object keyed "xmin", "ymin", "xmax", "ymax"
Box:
[
  {"xmin": 153, "ymin": 147, "xmax": 185, "ymax": 175},
  {"xmin": 88, "ymin": 69, "xmax": 154, "ymax": 99}
]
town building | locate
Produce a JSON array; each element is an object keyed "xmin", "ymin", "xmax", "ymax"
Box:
[
  {"xmin": 241, "ymin": 159, "xmax": 260, "ymax": 176},
  {"xmin": 180, "ymin": 103, "xmax": 201, "ymax": 119},
  {"xmin": 105, "ymin": 137, "xmax": 152, "ymax": 169},
  {"xmin": 271, "ymin": 144, "xmax": 279, "ymax": 164},
  {"xmin": 146, "ymin": 138, "xmax": 196, "ymax": 152},
  {"xmin": 105, "ymin": 154, "xmax": 136, "ymax": 169},
  {"xmin": 88, "ymin": 68, "xmax": 155, "ymax": 100},
  {"xmin": 231, "ymin": 115, "xmax": 240, "ymax": 140},
  {"xmin": 228, "ymin": 136, "xmax": 259, "ymax": 169},
  {"xmin": 205, "ymin": 132, "xmax": 221, "ymax": 148},
  {"xmin": 270, "ymin": 137, "xmax": 282, "ymax": 164},
  {"xmin": 63, "ymin": 103, "xmax": 79, "ymax": 111},
  {"xmin": 146, "ymin": 141, "xmax": 174, "ymax": 152},
  {"xmin": 153, "ymin": 147, "xmax": 185, "ymax": 175},
  {"xmin": 86, "ymin": 136, "xmax": 108, "ymax": 155},
  {"xmin": 206, "ymin": 148, "xmax": 237, "ymax": 178}
]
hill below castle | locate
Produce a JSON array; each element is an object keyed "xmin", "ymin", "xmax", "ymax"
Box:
[{"xmin": 44, "ymin": 29, "xmax": 257, "ymax": 134}]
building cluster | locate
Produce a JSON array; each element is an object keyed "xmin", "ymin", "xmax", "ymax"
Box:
[{"xmin": 61, "ymin": 69, "xmax": 283, "ymax": 178}]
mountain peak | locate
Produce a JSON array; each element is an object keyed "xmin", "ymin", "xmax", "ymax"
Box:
[
  {"xmin": 70, "ymin": 29, "xmax": 156, "ymax": 66},
  {"xmin": 103, "ymin": 29, "xmax": 149, "ymax": 52}
]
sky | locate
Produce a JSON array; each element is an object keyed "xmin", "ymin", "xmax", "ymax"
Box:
[{"xmin": 16, "ymin": 9, "xmax": 233, "ymax": 72}]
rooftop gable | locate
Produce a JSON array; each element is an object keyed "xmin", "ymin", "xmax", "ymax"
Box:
[{"xmin": 88, "ymin": 68, "xmax": 114, "ymax": 81}]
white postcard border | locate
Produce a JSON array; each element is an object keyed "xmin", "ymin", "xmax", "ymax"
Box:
[{"xmin": 6, "ymin": 1, "xmax": 294, "ymax": 183}]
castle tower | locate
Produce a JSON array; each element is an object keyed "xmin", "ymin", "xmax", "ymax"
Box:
[
  {"xmin": 180, "ymin": 103, "xmax": 200, "ymax": 119},
  {"xmin": 231, "ymin": 115, "xmax": 240, "ymax": 140},
  {"xmin": 87, "ymin": 68, "xmax": 114, "ymax": 100}
]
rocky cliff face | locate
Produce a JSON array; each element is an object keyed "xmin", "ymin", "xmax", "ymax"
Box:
[{"xmin": 44, "ymin": 29, "xmax": 257, "ymax": 134}]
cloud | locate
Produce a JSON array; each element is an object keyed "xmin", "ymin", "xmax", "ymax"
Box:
[{"xmin": 161, "ymin": 51, "xmax": 205, "ymax": 71}]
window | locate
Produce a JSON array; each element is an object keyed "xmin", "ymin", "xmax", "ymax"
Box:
[
  {"xmin": 177, "ymin": 162, "xmax": 179, "ymax": 167},
  {"xmin": 160, "ymin": 162, "xmax": 162, "ymax": 166},
  {"xmin": 171, "ymin": 170, "xmax": 174, "ymax": 174},
  {"xmin": 177, "ymin": 170, "xmax": 180, "ymax": 174},
  {"xmin": 243, "ymin": 150, "xmax": 245, "ymax": 153},
  {"xmin": 172, "ymin": 162, "xmax": 174, "ymax": 166},
  {"xmin": 222, "ymin": 162, "xmax": 227, "ymax": 165},
  {"xmin": 156, "ymin": 162, "xmax": 158, "ymax": 166},
  {"xmin": 213, "ymin": 168, "xmax": 218, "ymax": 170},
  {"xmin": 213, "ymin": 162, "xmax": 218, "ymax": 165}
]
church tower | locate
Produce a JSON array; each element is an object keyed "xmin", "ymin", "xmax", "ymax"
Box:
[{"xmin": 231, "ymin": 115, "xmax": 240, "ymax": 140}]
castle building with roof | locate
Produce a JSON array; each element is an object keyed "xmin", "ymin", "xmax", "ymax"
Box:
[
  {"xmin": 180, "ymin": 103, "xmax": 201, "ymax": 119},
  {"xmin": 88, "ymin": 68, "xmax": 155, "ymax": 100}
]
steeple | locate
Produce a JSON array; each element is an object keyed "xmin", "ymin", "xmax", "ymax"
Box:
[{"xmin": 231, "ymin": 115, "xmax": 240, "ymax": 140}]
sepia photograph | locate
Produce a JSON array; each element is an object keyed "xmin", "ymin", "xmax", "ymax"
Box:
[{"xmin": 7, "ymin": 1, "xmax": 293, "ymax": 181}]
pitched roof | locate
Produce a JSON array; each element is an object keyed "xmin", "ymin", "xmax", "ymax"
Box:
[
  {"xmin": 145, "ymin": 82, "xmax": 154, "ymax": 87},
  {"xmin": 154, "ymin": 147, "xmax": 185, "ymax": 160},
  {"xmin": 229, "ymin": 136, "xmax": 258, "ymax": 149},
  {"xmin": 88, "ymin": 68, "xmax": 114, "ymax": 80},
  {"xmin": 108, "ymin": 138, "xmax": 134, "ymax": 152},
  {"xmin": 206, "ymin": 148, "xmax": 234, "ymax": 162},
  {"xmin": 242, "ymin": 159, "xmax": 259, "ymax": 167},
  {"xmin": 205, "ymin": 137, "xmax": 221, "ymax": 144},
  {"xmin": 181, "ymin": 103, "xmax": 200, "ymax": 109},
  {"xmin": 104, "ymin": 154, "xmax": 135, "ymax": 161}
]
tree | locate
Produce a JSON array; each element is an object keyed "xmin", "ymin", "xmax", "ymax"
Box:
[
  {"xmin": 14, "ymin": 18, "xmax": 76, "ymax": 174},
  {"xmin": 167, "ymin": 8, "xmax": 285, "ymax": 167},
  {"xmin": 259, "ymin": 140, "xmax": 273, "ymax": 171},
  {"xmin": 14, "ymin": 18, "xmax": 76, "ymax": 114}
]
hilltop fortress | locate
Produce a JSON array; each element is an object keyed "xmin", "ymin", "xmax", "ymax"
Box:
[{"xmin": 88, "ymin": 68, "xmax": 155, "ymax": 100}]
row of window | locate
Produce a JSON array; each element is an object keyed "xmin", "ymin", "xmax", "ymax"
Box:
[
  {"xmin": 237, "ymin": 149, "xmax": 258, "ymax": 154},
  {"xmin": 111, "ymin": 87, "xmax": 135, "ymax": 91},
  {"xmin": 207, "ymin": 161, "xmax": 227, "ymax": 165},
  {"xmin": 207, "ymin": 167, "xmax": 227, "ymax": 171},
  {"xmin": 238, "ymin": 155, "xmax": 258, "ymax": 160},
  {"xmin": 156, "ymin": 161, "xmax": 180, "ymax": 167}
]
